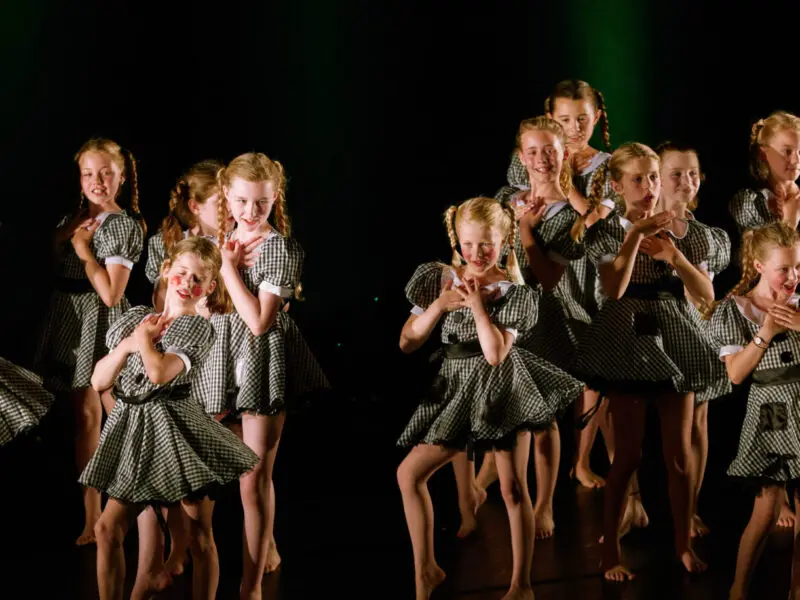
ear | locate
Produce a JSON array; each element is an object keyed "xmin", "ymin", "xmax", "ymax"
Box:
[
  {"xmin": 754, "ymin": 260, "xmax": 764, "ymax": 274},
  {"xmin": 160, "ymin": 259, "xmax": 171, "ymax": 279},
  {"xmin": 593, "ymin": 109, "xmax": 602, "ymax": 126},
  {"xmin": 188, "ymin": 198, "xmax": 200, "ymax": 215},
  {"xmin": 206, "ymin": 280, "xmax": 217, "ymax": 296},
  {"xmin": 611, "ymin": 179, "xmax": 623, "ymax": 195},
  {"xmin": 517, "ymin": 148, "xmax": 527, "ymax": 166},
  {"xmin": 546, "ymin": 112, "xmax": 553, "ymax": 119},
  {"xmin": 759, "ymin": 145, "xmax": 768, "ymax": 160}
]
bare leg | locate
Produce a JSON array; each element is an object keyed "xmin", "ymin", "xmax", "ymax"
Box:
[
  {"xmin": 729, "ymin": 486, "xmax": 783, "ymax": 600},
  {"xmin": 573, "ymin": 387, "xmax": 606, "ymax": 488},
  {"xmin": 602, "ymin": 393, "xmax": 646, "ymax": 582},
  {"xmin": 658, "ymin": 392, "xmax": 705, "ymax": 573},
  {"xmin": 533, "ymin": 422, "xmax": 559, "ymax": 539},
  {"xmin": 690, "ymin": 401, "xmax": 710, "ymax": 538},
  {"xmin": 397, "ymin": 444, "xmax": 460, "ymax": 600},
  {"xmin": 130, "ymin": 508, "xmax": 172, "ymax": 600},
  {"xmin": 264, "ymin": 480, "xmax": 281, "ymax": 573},
  {"xmin": 165, "ymin": 505, "xmax": 191, "ymax": 575},
  {"xmin": 95, "ymin": 498, "xmax": 138, "ymax": 600},
  {"xmin": 779, "ymin": 489, "xmax": 797, "ymax": 528},
  {"xmin": 790, "ymin": 489, "xmax": 800, "ymax": 600},
  {"xmin": 182, "ymin": 497, "xmax": 219, "ymax": 600},
  {"xmin": 452, "ymin": 451, "xmax": 486, "ymax": 538},
  {"xmin": 477, "ymin": 451, "xmax": 499, "ymax": 491},
  {"xmin": 239, "ymin": 412, "xmax": 284, "ymax": 600},
  {"xmin": 100, "ymin": 389, "xmax": 116, "ymax": 416},
  {"xmin": 597, "ymin": 396, "xmax": 614, "ymax": 463},
  {"xmin": 495, "ymin": 432, "xmax": 535, "ymax": 600},
  {"xmin": 74, "ymin": 387, "xmax": 103, "ymax": 545}
]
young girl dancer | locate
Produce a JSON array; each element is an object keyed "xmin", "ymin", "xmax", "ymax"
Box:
[
  {"xmin": 36, "ymin": 138, "xmax": 145, "ymax": 545},
  {"xmin": 706, "ymin": 222, "xmax": 800, "ymax": 600},
  {"xmin": 398, "ymin": 196, "xmax": 583, "ymax": 599},
  {"xmin": 656, "ymin": 142, "xmax": 732, "ymax": 539},
  {"xmin": 496, "ymin": 81, "xmax": 618, "ymax": 492},
  {"xmin": 574, "ymin": 143, "xmax": 727, "ymax": 581},
  {"xmin": 212, "ymin": 153, "xmax": 328, "ymax": 597},
  {"xmin": 80, "ymin": 237, "xmax": 259, "ymax": 600},
  {"xmin": 730, "ymin": 111, "xmax": 800, "ymax": 234},
  {"xmin": 0, "ymin": 357, "xmax": 54, "ymax": 447}
]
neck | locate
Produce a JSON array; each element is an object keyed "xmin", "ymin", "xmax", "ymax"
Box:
[
  {"xmin": 235, "ymin": 223, "xmax": 271, "ymax": 243},
  {"xmin": 88, "ymin": 201, "xmax": 121, "ymax": 217},
  {"xmin": 161, "ymin": 297, "xmax": 193, "ymax": 322},
  {"xmin": 658, "ymin": 196, "xmax": 689, "ymax": 218},
  {"xmin": 462, "ymin": 265, "xmax": 503, "ymax": 285},
  {"xmin": 528, "ymin": 180, "xmax": 566, "ymax": 202},
  {"xmin": 769, "ymin": 177, "xmax": 797, "ymax": 196},
  {"xmin": 751, "ymin": 279, "xmax": 792, "ymax": 304},
  {"xmin": 191, "ymin": 223, "xmax": 217, "ymax": 238}
]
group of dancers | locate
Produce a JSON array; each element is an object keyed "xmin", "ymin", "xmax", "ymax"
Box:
[
  {"xmin": 0, "ymin": 141, "xmax": 328, "ymax": 600},
  {"xmin": 1, "ymin": 78, "xmax": 800, "ymax": 600},
  {"xmin": 394, "ymin": 80, "xmax": 800, "ymax": 600}
]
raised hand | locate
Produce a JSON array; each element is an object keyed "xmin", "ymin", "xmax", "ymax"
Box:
[
  {"xmin": 631, "ymin": 210, "xmax": 675, "ymax": 237},
  {"xmin": 134, "ymin": 314, "xmax": 166, "ymax": 349},
  {"xmin": 768, "ymin": 303, "xmax": 800, "ymax": 332},
  {"xmin": 237, "ymin": 236, "xmax": 264, "ymax": 269},
  {"xmin": 221, "ymin": 239, "xmax": 244, "ymax": 268},
  {"xmin": 433, "ymin": 279, "xmax": 463, "ymax": 313},
  {"xmin": 71, "ymin": 218, "xmax": 100, "ymax": 260},
  {"xmin": 638, "ymin": 233, "xmax": 678, "ymax": 263},
  {"xmin": 454, "ymin": 276, "xmax": 486, "ymax": 313}
]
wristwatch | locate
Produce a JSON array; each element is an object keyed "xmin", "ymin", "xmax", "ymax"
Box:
[{"xmin": 753, "ymin": 336, "xmax": 770, "ymax": 349}]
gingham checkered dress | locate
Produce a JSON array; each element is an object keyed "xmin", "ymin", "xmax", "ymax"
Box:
[
  {"xmin": 145, "ymin": 230, "xmax": 234, "ymax": 415},
  {"xmin": 0, "ymin": 357, "xmax": 55, "ymax": 447},
  {"xmin": 729, "ymin": 188, "xmax": 779, "ymax": 234},
  {"xmin": 396, "ymin": 263, "xmax": 584, "ymax": 452},
  {"xmin": 35, "ymin": 211, "xmax": 143, "ymax": 391},
  {"xmin": 510, "ymin": 199, "xmax": 588, "ymax": 371},
  {"xmin": 197, "ymin": 230, "xmax": 328, "ymax": 416},
  {"xmin": 573, "ymin": 212, "xmax": 730, "ymax": 398},
  {"xmin": 79, "ymin": 306, "xmax": 258, "ymax": 504},
  {"xmin": 709, "ymin": 296, "xmax": 800, "ymax": 485}
]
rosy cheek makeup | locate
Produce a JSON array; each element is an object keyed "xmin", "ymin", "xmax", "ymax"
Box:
[
  {"xmin": 191, "ymin": 285, "xmax": 204, "ymax": 297},
  {"xmin": 170, "ymin": 275, "xmax": 182, "ymax": 287}
]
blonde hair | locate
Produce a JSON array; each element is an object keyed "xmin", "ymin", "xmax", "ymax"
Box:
[
  {"xmin": 75, "ymin": 137, "xmax": 146, "ymax": 236},
  {"xmin": 572, "ymin": 142, "xmax": 659, "ymax": 241},
  {"xmin": 704, "ymin": 221, "xmax": 800, "ymax": 318},
  {"xmin": 516, "ymin": 116, "xmax": 574, "ymax": 199},
  {"xmin": 443, "ymin": 197, "xmax": 523, "ymax": 284},
  {"xmin": 750, "ymin": 111, "xmax": 800, "ymax": 183},
  {"xmin": 161, "ymin": 160, "xmax": 223, "ymax": 253},
  {"xmin": 162, "ymin": 237, "xmax": 232, "ymax": 315},
  {"xmin": 544, "ymin": 79, "xmax": 611, "ymax": 150},
  {"xmin": 216, "ymin": 152, "xmax": 289, "ymax": 247},
  {"xmin": 655, "ymin": 141, "xmax": 705, "ymax": 211}
]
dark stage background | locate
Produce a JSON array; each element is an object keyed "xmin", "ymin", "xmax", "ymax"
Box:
[{"xmin": 3, "ymin": 1, "xmax": 800, "ymax": 599}]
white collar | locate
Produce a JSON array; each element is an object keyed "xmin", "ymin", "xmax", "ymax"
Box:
[
  {"xmin": 93, "ymin": 211, "xmax": 119, "ymax": 225},
  {"xmin": 734, "ymin": 293, "xmax": 800, "ymax": 325},
  {"xmin": 543, "ymin": 200, "xmax": 570, "ymax": 221},
  {"xmin": 618, "ymin": 215, "xmax": 634, "ymax": 232},
  {"xmin": 446, "ymin": 267, "xmax": 514, "ymax": 297},
  {"xmin": 183, "ymin": 229, "xmax": 217, "ymax": 242},
  {"xmin": 580, "ymin": 151, "xmax": 611, "ymax": 176}
]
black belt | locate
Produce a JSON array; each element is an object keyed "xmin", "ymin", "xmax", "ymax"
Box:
[
  {"xmin": 114, "ymin": 383, "xmax": 191, "ymax": 405},
  {"xmin": 55, "ymin": 277, "xmax": 95, "ymax": 294},
  {"xmin": 624, "ymin": 277, "xmax": 685, "ymax": 300},
  {"xmin": 752, "ymin": 365, "xmax": 800, "ymax": 387},
  {"xmin": 441, "ymin": 340, "xmax": 484, "ymax": 359}
]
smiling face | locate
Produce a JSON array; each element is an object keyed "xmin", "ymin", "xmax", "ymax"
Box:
[
  {"xmin": 755, "ymin": 243, "xmax": 800, "ymax": 298},
  {"xmin": 225, "ymin": 178, "xmax": 275, "ymax": 234},
  {"xmin": 164, "ymin": 252, "xmax": 217, "ymax": 310},
  {"xmin": 79, "ymin": 151, "xmax": 124, "ymax": 206},
  {"xmin": 613, "ymin": 157, "xmax": 661, "ymax": 215},
  {"xmin": 457, "ymin": 219, "xmax": 504, "ymax": 278},
  {"xmin": 549, "ymin": 97, "xmax": 600, "ymax": 152},
  {"xmin": 762, "ymin": 128, "xmax": 800, "ymax": 183},
  {"xmin": 660, "ymin": 150, "xmax": 701, "ymax": 208},
  {"xmin": 518, "ymin": 129, "xmax": 565, "ymax": 186}
]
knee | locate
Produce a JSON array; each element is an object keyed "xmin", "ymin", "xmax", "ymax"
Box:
[
  {"xmin": 693, "ymin": 403, "xmax": 708, "ymax": 430},
  {"xmin": 240, "ymin": 469, "xmax": 268, "ymax": 506},
  {"xmin": 499, "ymin": 475, "xmax": 527, "ymax": 507},
  {"xmin": 77, "ymin": 400, "xmax": 102, "ymax": 429},
  {"xmin": 94, "ymin": 518, "xmax": 122, "ymax": 549},
  {"xmin": 668, "ymin": 449, "xmax": 691, "ymax": 477},
  {"xmin": 189, "ymin": 525, "xmax": 214, "ymax": 557},
  {"xmin": 396, "ymin": 462, "xmax": 419, "ymax": 495}
]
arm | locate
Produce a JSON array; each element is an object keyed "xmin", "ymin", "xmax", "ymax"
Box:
[
  {"xmin": 82, "ymin": 260, "xmax": 132, "ymax": 307},
  {"xmin": 90, "ymin": 338, "xmax": 134, "ymax": 392},
  {"xmin": 400, "ymin": 306, "xmax": 444, "ymax": 354},
  {"xmin": 221, "ymin": 261, "xmax": 282, "ymax": 336},
  {"xmin": 138, "ymin": 337, "xmax": 187, "ymax": 386},
  {"xmin": 597, "ymin": 228, "xmax": 644, "ymax": 300},
  {"xmin": 723, "ymin": 325, "xmax": 774, "ymax": 385},
  {"xmin": 518, "ymin": 219, "xmax": 566, "ymax": 291},
  {"xmin": 673, "ymin": 254, "xmax": 715, "ymax": 305},
  {"xmin": 472, "ymin": 304, "xmax": 515, "ymax": 366},
  {"xmin": 566, "ymin": 187, "xmax": 590, "ymax": 215}
]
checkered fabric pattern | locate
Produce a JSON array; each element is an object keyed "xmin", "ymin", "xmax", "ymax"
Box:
[
  {"xmin": 35, "ymin": 212, "xmax": 143, "ymax": 391},
  {"xmin": 729, "ymin": 188, "xmax": 777, "ymax": 234},
  {"xmin": 574, "ymin": 214, "xmax": 729, "ymax": 396},
  {"xmin": 0, "ymin": 357, "xmax": 55, "ymax": 447},
  {"xmin": 396, "ymin": 262, "xmax": 583, "ymax": 450},
  {"xmin": 710, "ymin": 296, "xmax": 800, "ymax": 483},
  {"xmin": 144, "ymin": 231, "xmax": 167, "ymax": 284},
  {"xmin": 79, "ymin": 306, "xmax": 258, "ymax": 503}
]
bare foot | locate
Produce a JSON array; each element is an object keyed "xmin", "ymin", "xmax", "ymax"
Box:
[
  {"xmin": 572, "ymin": 464, "xmax": 606, "ymax": 489},
  {"xmin": 501, "ymin": 585, "xmax": 535, "ymax": 599},
  {"xmin": 598, "ymin": 496, "xmax": 648, "ymax": 544},
  {"xmin": 534, "ymin": 506, "xmax": 554, "ymax": 539},
  {"xmin": 604, "ymin": 564, "xmax": 635, "ymax": 582},
  {"xmin": 130, "ymin": 569, "xmax": 172, "ymax": 600},
  {"xmin": 778, "ymin": 502, "xmax": 796, "ymax": 528},
  {"xmin": 164, "ymin": 550, "xmax": 188, "ymax": 576},
  {"xmin": 691, "ymin": 514, "xmax": 710, "ymax": 538},
  {"xmin": 679, "ymin": 548, "xmax": 707, "ymax": 574},
  {"xmin": 75, "ymin": 529, "xmax": 96, "ymax": 546},
  {"xmin": 457, "ymin": 485, "xmax": 487, "ymax": 539},
  {"xmin": 631, "ymin": 496, "xmax": 649, "ymax": 530},
  {"xmin": 415, "ymin": 564, "xmax": 446, "ymax": 600},
  {"xmin": 264, "ymin": 540, "xmax": 281, "ymax": 574}
]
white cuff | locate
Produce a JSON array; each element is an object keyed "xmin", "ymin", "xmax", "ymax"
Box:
[
  {"xmin": 719, "ymin": 345, "xmax": 744, "ymax": 360},
  {"xmin": 410, "ymin": 305, "xmax": 424, "ymax": 316},
  {"xmin": 600, "ymin": 199, "xmax": 616, "ymax": 210},
  {"xmin": 505, "ymin": 328, "xmax": 519, "ymax": 341},
  {"xmin": 259, "ymin": 280, "xmax": 295, "ymax": 298},
  {"xmin": 546, "ymin": 250, "xmax": 570, "ymax": 265},
  {"xmin": 165, "ymin": 348, "xmax": 192, "ymax": 373},
  {"xmin": 105, "ymin": 256, "xmax": 134, "ymax": 269},
  {"xmin": 598, "ymin": 254, "xmax": 617, "ymax": 265}
]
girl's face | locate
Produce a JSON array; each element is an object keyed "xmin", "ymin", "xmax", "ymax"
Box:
[
  {"xmin": 165, "ymin": 252, "xmax": 217, "ymax": 310},
  {"xmin": 457, "ymin": 220, "xmax": 503, "ymax": 277},
  {"xmin": 762, "ymin": 128, "xmax": 800, "ymax": 183},
  {"xmin": 756, "ymin": 244, "xmax": 800, "ymax": 298},
  {"xmin": 549, "ymin": 97, "xmax": 600, "ymax": 151},
  {"xmin": 79, "ymin": 151, "xmax": 124, "ymax": 206},
  {"xmin": 660, "ymin": 151, "xmax": 701, "ymax": 207},
  {"xmin": 226, "ymin": 178, "xmax": 276, "ymax": 234},
  {"xmin": 518, "ymin": 129, "xmax": 565, "ymax": 186},
  {"xmin": 612, "ymin": 157, "xmax": 661, "ymax": 215},
  {"xmin": 190, "ymin": 192, "xmax": 232, "ymax": 236}
]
